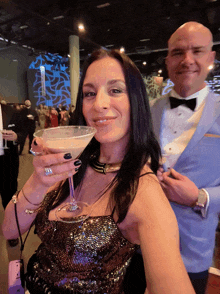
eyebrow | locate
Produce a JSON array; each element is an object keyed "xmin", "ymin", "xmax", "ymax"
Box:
[
  {"xmin": 83, "ymin": 79, "xmax": 126, "ymax": 88},
  {"xmin": 170, "ymin": 46, "xmax": 205, "ymax": 53}
]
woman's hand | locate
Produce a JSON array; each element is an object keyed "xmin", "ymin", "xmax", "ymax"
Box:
[{"xmin": 31, "ymin": 137, "xmax": 82, "ymax": 188}]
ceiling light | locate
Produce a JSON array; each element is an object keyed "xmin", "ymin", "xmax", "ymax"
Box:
[
  {"xmin": 105, "ymin": 44, "xmax": 114, "ymax": 47},
  {"xmin": 208, "ymin": 65, "xmax": 214, "ymax": 70},
  {"xmin": 78, "ymin": 23, "xmax": 85, "ymax": 32},
  {"xmin": 120, "ymin": 47, "xmax": 125, "ymax": 53},
  {"xmin": 97, "ymin": 3, "xmax": 110, "ymax": 8},
  {"xmin": 140, "ymin": 39, "xmax": 150, "ymax": 42},
  {"xmin": 20, "ymin": 25, "xmax": 28, "ymax": 30},
  {"xmin": 53, "ymin": 15, "xmax": 64, "ymax": 20},
  {"xmin": 143, "ymin": 61, "xmax": 147, "ymax": 66},
  {"xmin": 158, "ymin": 69, "xmax": 162, "ymax": 74},
  {"xmin": 67, "ymin": 54, "xmax": 70, "ymax": 58}
]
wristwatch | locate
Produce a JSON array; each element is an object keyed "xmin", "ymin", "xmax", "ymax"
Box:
[{"xmin": 193, "ymin": 189, "xmax": 208, "ymax": 217}]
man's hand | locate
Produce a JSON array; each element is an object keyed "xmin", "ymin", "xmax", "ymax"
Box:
[
  {"xmin": 2, "ymin": 130, "xmax": 17, "ymax": 141},
  {"xmin": 157, "ymin": 168, "xmax": 199, "ymax": 207},
  {"xmin": 27, "ymin": 114, "xmax": 34, "ymax": 120}
]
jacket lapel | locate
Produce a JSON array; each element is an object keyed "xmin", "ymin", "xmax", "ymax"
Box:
[
  {"xmin": 151, "ymin": 94, "xmax": 169, "ymax": 144},
  {"xmin": 175, "ymin": 91, "xmax": 220, "ymax": 166}
]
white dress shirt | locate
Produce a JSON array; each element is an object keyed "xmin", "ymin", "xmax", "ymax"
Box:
[
  {"xmin": 161, "ymin": 85, "xmax": 210, "ymax": 217},
  {"xmin": 161, "ymin": 86, "xmax": 209, "ymax": 169}
]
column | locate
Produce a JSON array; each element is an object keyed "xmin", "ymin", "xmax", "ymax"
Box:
[{"xmin": 69, "ymin": 35, "xmax": 80, "ymax": 106}]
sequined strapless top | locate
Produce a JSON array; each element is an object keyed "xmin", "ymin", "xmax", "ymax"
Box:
[{"xmin": 26, "ymin": 193, "xmax": 138, "ymax": 294}]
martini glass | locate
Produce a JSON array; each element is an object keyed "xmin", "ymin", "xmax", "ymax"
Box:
[
  {"xmin": 1, "ymin": 130, "xmax": 9, "ymax": 149},
  {"xmin": 34, "ymin": 125, "xmax": 96, "ymax": 223}
]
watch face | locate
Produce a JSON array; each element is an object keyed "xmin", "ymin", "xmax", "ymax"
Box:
[{"xmin": 196, "ymin": 190, "xmax": 207, "ymax": 208}]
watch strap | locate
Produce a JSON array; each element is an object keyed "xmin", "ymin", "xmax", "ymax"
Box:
[{"xmin": 192, "ymin": 189, "xmax": 209, "ymax": 218}]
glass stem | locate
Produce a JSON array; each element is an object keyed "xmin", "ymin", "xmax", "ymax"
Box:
[{"xmin": 68, "ymin": 176, "xmax": 76, "ymax": 204}]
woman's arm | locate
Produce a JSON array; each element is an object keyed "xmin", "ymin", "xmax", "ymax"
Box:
[
  {"xmin": 2, "ymin": 138, "xmax": 81, "ymax": 239},
  {"xmin": 126, "ymin": 172, "xmax": 195, "ymax": 294}
]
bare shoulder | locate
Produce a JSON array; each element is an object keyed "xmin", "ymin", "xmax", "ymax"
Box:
[
  {"xmin": 118, "ymin": 165, "xmax": 178, "ymax": 244},
  {"xmin": 127, "ymin": 164, "xmax": 177, "ymax": 228}
]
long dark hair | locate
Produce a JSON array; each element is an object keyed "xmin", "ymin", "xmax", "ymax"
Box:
[{"xmin": 54, "ymin": 49, "xmax": 161, "ymax": 223}]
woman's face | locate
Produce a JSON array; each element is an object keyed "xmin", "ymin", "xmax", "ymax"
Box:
[{"xmin": 82, "ymin": 56, "xmax": 130, "ymax": 146}]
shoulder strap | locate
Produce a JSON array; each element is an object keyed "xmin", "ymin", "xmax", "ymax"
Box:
[
  {"xmin": 139, "ymin": 171, "xmax": 154, "ymax": 178},
  {"xmin": 14, "ymin": 203, "xmax": 34, "ymax": 259},
  {"xmin": 110, "ymin": 206, "xmax": 116, "ymax": 217}
]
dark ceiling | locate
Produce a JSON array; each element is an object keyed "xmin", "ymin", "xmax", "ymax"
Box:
[{"xmin": 0, "ymin": 0, "xmax": 220, "ymax": 76}]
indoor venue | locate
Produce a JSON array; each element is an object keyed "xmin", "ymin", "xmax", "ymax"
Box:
[{"xmin": 0, "ymin": 0, "xmax": 220, "ymax": 293}]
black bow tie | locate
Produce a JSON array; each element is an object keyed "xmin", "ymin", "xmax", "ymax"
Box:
[{"xmin": 169, "ymin": 97, "xmax": 197, "ymax": 111}]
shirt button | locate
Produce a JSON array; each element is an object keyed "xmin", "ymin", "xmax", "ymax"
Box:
[{"xmin": 174, "ymin": 131, "xmax": 177, "ymax": 134}]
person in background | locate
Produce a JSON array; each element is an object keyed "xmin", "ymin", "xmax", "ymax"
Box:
[
  {"xmin": 2, "ymin": 49, "xmax": 195, "ymax": 294},
  {"xmin": 0, "ymin": 99, "xmax": 7, "ymax": 105},
  {"xmin": 0, "ymin": 101, "xmax": 23, "ymax": 247},
  {"xmin": 60, "ymin": 105, "xmax": 69, "ymax": 126},
  {"xmin": 37, "ymin": 104, "xmax": 46, "ymax": 129},
  {"xmin": 68, "ymin": 104, "xmax": 75, "ymax": 125},
  {"xmin": 19, "ymin": 100, "xmax": 38, "ymax": 155},
  {"xmin": 50, "ymin": 107, "xmax": 58, "ymax": 128},
  {"xmin": 56, "ymin": 103, "xmax": 62, "ymax": 125},
  {"xmin": 150, "ymin": 22, "xmax": 219, "ymax": 294},
  {"xmin": 13, "ymin": 103, "xmax": 21, "ymax": 112},
  {"xmin": 44, "ymin": 106, "xmax": 51, "ymax": 128}
]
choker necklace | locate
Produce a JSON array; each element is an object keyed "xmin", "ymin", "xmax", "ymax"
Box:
[{"xmin": 90, "ymin": 154, "xmax": 121, "ymax": 174}]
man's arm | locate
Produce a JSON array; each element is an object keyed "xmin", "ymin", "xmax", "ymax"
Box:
[
  {"xmin": 157, "ymin": 168, "xmax": 220, "ymax": 218},
  {"xmin": 158, "ymin": 168, "xmax": 199, "ymax": 207}
]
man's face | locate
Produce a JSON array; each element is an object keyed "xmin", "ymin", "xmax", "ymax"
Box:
[
  {"xmin": 25, "ymin": 100, "xmax": 31, "ymax": 107},
  {"xmin": 166, "ymin": 29, "xmax": 215, "ymax": 97}
]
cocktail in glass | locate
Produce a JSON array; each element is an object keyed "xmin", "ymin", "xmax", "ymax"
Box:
[{"xmin": 34, "ymin": 125, "xmax": 96, "ymax": 223}]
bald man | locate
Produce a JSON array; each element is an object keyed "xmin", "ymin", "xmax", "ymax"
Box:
[{"xmin": 149, "ymin": 22, "xmax": 219, "ymax": 293}]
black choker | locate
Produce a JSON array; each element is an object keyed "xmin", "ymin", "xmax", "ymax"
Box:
[{"xmin": 90, "ymin": 154, "xmax": 121, "ymax": 174}]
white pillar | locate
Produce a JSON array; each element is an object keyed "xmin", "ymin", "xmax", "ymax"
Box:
[{"xmin": 69, "ymin": 35, "xmax": 80, "ymax": 106}]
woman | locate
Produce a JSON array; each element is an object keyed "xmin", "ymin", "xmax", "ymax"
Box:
[
  {"xmin": 69, "ymin": 104, "xmax": 75, "ymax": 125},
  {"xmin": 2, "ymin": 49, "xmax": 195, "ymax": 294},
  {"xmin": 37, "ymin": 104, "xmax": 46, "ymax": 129},
  {"xmin": 60, "ymin": 105, "xmax": 69, "ymax": 126},
  {"xmin": 50, "ymin": 107, "xmax": 58, "ymax": 127},
  {"xmin": 44, "ymin": 106, "xmax": 51, "ymax": 128}
]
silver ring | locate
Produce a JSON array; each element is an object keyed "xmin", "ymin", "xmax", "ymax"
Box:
[
  {"xmin": 45, "ymin": 167, "xmax": 53, "ymax": 176},
  {"xmin": 29, "ymin": 149, "xmax": 42, "ymax": 156}
]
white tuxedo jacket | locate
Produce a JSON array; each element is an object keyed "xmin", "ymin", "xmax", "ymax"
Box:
[{"xmin": 150, "ymin": 91, "xmax": 220, "ymax": 272}]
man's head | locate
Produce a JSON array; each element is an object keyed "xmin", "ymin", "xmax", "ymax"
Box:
[
  {"xmin": 24, "ymin": 100, "xmax": 31, "ymax": 108},
  {"xmin": 166, "ymin": 21, "xmax": 215, "ymax": 97},
  {"xmin": 0, "ymin": 99, "xmax": 6, "ymax": 105}
]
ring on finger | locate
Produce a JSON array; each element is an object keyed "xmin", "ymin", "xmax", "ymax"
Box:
[
  {"xmin": 45, "ymin": 167, "xmax": 53, "ymax": 176},
  {"xmin": 30, "ymin": 149, "xmax": 42, "ymax": 156}
]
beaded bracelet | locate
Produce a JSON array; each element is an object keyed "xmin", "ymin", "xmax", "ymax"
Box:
[
  {"xmin": 11, "ymin": 191, "xmax": 40, "ymax": 215},
  {"xmin": 11, "ymin": 191, "xmax": 19, "ymax": 204},
  {"xmin": 24, "ymin": 208, "xmax": 38, "ymax": 215}
]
